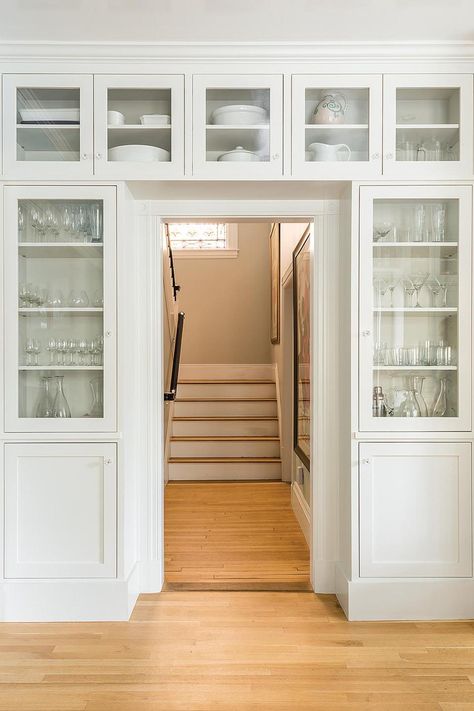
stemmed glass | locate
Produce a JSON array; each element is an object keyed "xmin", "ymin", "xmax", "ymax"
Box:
[
  {"xmin": 402, "ymin": 277, "xmax": 415, "ymax": 307},
  {"xmin": 25, "ymin": 338, "xmax": 41, "ymax": 365},
  {"xmin": 386, "ymin": 274, "xmax": 399, "ymax": 308},
  {"xmin": 373, "ymin": 222, "xmax": 393, "ymax": 243},
  {"xmin": 426, "ymin": 275, "xmax": 442, "ymax": 307},
  {"xmin": 410, "ymin": 272, "xmax": 428, "ymax": 308},
  {"xmin": 373, "ymin": 277, "xmax": 389, "ymax": 307},
  {"xmin": 439, "ymin": 280, "xmax": 448, "ymax": 307}
]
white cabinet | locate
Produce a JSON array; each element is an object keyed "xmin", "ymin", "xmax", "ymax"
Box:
[
  {"xmin": 3, "ymin": 74, "xmax": 94, "ymax": 179},
  {"xmin": 94, "ymin": 74, "xmax": 184, "ymax": 179},
  {"xmin": 382, "ymin": 74, "xmax": 474, "ymax": 179},
  {"xmin": 359, "ymin": 184, "xmax": 472, "ymax": 432},
  {"xmin": 192, "ymin": 74, "xmax": 283, "ymax": 178},
  {"xmin": 291, "ymin": 74, "xmax": 382, "ymax": 178},
  {"xmin": 359, "ymin": 441, "xmax": 472, "ymax": 578},
  {"xmin": 4, "ymin": 442, "xmax": 116, "ymax": 578},
  {"xmin": 4, "ymin": 185, "xmax": 117, "ymax": 432}
]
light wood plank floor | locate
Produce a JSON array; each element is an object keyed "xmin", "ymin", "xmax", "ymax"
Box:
[
  {"xmin": 0, "ymin": 592, "xmax": 473, "ymax": 710},
  {"xmin": 165, "ymin": 481, "xmax": 311, "ymax": 590}
]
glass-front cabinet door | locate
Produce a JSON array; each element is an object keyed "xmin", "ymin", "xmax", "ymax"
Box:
[
  {"xmin": 94, "ymin": 74, "xmax": 184, "ymax": 179},
  {"xmin": 3, "ymin": 75, "xmax": 93, "ymax": 179},
  {"xmin": 383, "ymin": 74, "xmax": 473, "ymax": 179},
  {"xmin": 4, "ymin": 186, "xmax": 116, "ymax": 432},
  {"xmin": 192, "ymin": 74, "xmax": 283, "ymax": 178},
  {"xmin": 359, "ymin": 185, "xmax": 472, "ymax": 432},
  {"xmin": 291, "ymin": 74, "xmax": 382, "ymax": 178}
]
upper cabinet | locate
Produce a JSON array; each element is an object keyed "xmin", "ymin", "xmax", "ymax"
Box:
[
  {"xmin": 93, "ymin": 74, "xmax": 184, "ymax": 179},
  {"xmin": 291, "ymin": 75, "xmax": 382, "ymax": 178},
  {"xmin": 383, "ymin": 74, "xmax": 474, "ymax": 179},
  {"xmin": 192, "ymin": 74, "xmax": 283, "ymax": 178},
  {"xmin": 3, "ymin": 74, "xmax": 94, "ymax": 179}
]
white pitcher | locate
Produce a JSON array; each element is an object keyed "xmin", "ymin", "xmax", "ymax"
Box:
[{"xmin": 308, "ymin": 142, "xmax": 351, "ymax": 162}]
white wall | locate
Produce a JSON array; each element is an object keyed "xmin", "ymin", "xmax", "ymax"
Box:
[{"xmin": 175, "ymin": 223, "xmax": 272, "ymax": 365}]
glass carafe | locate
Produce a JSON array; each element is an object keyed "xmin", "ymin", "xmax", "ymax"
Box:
[
  {"xmin": 432, "ymin": 377, "xmax": 448, "ymax": 417},
  {"xmin": 36, "ymin": 376, "xmax": 54, "ymax": 418},
  {"xmin": 413, "ymin": 376, "xmax": 428, "ymax": 417},
  {"xmin": 399, "ymin": 378, "xmax": 421, "ymax": 417},
  {"xmin": 88, "ymin": 375, "xmax": 103, "ymax": 418},
  {"xmin": 52, "ymin": 376, "xmax": 71, "ymax": 418}
]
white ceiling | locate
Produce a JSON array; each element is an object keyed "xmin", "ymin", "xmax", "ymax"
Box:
[{"xmin": 0, "ymin": 0, "xmax": 473, "ymax": 43}]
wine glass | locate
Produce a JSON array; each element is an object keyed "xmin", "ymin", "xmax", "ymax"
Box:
[
  {"xmin": 373, "ymin": 222, "xmax": 393, "ymax": 243},
  {"xmin": 426, "ymin": 275, "xmax": 442, "ymax": 307},
  {"xmin": 386, "ymin": 274, "xmax": 399, "ymax": 308},
  {"xmin": 373, "ymin": 277, "xmax": 389, "ymax": 307},
  {"xmin": 18, "ymin": 204, "xmax": 25, "ymax": 241},
  {"xmin": 47, "ymin": 338, "xmax": 57, "ymax": 365},
  {"xmin": 410, "ymin": 272, "xmax": 428, "ymax": 308},
  {"xmin": 402, "ymin": 277, "xmax": 415, "ymax": 307}
]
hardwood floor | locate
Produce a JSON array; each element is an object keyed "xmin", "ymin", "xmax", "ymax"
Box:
[
  {"xmin": 164, "ymin": 481, "xmax": 311, "ymax": 590},
  {"xmin": 0, "ymin": 592, "xmax": 473, "ymax": 710}
]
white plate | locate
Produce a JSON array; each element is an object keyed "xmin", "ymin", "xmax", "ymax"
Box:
[
  {"xmin": 108, "ymin": 144, "xmax": 170, "ymax": 162},
  {"xmin": 210, "ymin": 104, "xmax": 268, "ymax": 126},
  {"xmin": 19, "ymin": 108, "xmax": 80, "ymax": 123}
]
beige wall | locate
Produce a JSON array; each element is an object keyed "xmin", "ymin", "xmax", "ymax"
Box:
[{"xmin": 176, "ymin": 223, "xmax": 272, "ymax": 364}]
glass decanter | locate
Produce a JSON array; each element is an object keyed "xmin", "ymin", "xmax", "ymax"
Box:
[
  {"xmin": 36, "ymin": 376, "xmax": 54, "ymax": 418},
  {"xmin": 413, "ymin": 375, "xmax": 428, "ymax": 417},
  {"xmin": 88, "ymin": 375, "xmax": 103, "ymax": 418},
  {"xmin": 52, "ymin": 375, "xmax": 71, "ymax": 418},
  {"xmin": 398, "ymin": 378, "xmax": 421, "ymax": 418},
  {"xmin": 432, "ymin": 377, "xmax": 448, "ymax": 418}
]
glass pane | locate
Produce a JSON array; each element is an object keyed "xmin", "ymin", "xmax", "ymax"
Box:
[
  {"xmin": 107, "ymin": 88, "xmax": 172, "ymax": 163},
  {"xmin": 18, "ymin": 199, "xmax": 104, "ymax": 419},
  {"xmin": 396, "ymin": 87, "xmax": 460, "ymax": 162},
  {"xmin": 205, "ymin": 88, "xmax": 270, "ymax": 163},
  {"xmin": 372, "ymin": 198, "xmax": 459, "ymax": 420},
  {"xmin": 17, "ymin": 88, "xmax": 80, "ymax": 162},
  {"xmin": 304, "ymin": 87, "xmax": 369, "ymax": 162},
  {"xmin": 168, "ymin": 223, "xmax": 227, "ymax": 250}
]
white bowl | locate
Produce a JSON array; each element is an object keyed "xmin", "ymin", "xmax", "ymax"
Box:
[
  {"xmin": 107, "ymin": 110, "xmax": 125, "ymax": 126},
  {"xmin": 108, "ymin": 144, "xmax": 170, "ymax": 162},
  {"xmin": 211, "ymin": 104, "xmax": 268, "ymax": 126},
  {"xmin": 140, "ymin": 114, "xmax": 171, "ymax": 126},
  {"xmin": 217, "ymin": 145, "xmax": 260, "ymax": 162}
]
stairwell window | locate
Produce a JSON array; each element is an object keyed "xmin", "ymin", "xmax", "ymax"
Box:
[{"xmin": 167, "ymin": 223, "xmax": 239, "ymax": 258}]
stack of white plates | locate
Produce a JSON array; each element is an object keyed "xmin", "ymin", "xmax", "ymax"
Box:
[{"xmin": 108, "ymin": 145, "xmax": 170, "ymax": 162}]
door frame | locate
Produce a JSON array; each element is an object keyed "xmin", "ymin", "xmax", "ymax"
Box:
[{"xmin": 137, "ymin": 198, "xmax": 337, "ymax": 594}]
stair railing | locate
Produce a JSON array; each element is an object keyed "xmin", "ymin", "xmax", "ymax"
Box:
[
  {"xmin": 165, "ymin": 223, "xmax": 180, "ymax": 301},
  {"xmin": 164, "ymin": 311, "xmax": 185, "ymax": 402}
]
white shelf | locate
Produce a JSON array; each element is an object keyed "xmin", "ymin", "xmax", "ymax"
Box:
[
  {"xmin": 304, "ymin": 123, "xmax": 368, "ymax": 129},
  {"xmin": 395, "ymin": 124, "xmax": 460, "ymax": 144},
  {"xmin": 18, "ymin": 243, "xmax": 103, "ymax": 258},
  {"xmin": 395, "ymin": 123, "xmax": 459, "ymax": 129},
  {"xmin": 373, "ymin": 241, "xmax": 458, "ymax": 247},
  {"xmin": 17, "ymin": 123, "xmax": 80, "ymax": 129},
  {"xmin": 206, "ymin": 124, "xmax": 270, "ymax": 129},
  {"xmin": 19, "ymin": 365, "xmax": 103, "ymax": 371},
  {"xmin": 373, "ymin": 307, "xmax": 457, "ymax": 313},
  {"xmin": 16, "ymin": 125, "xmax": 81, "ymax": 152},
  {"xmin": 373, "ymin": 365, "xmax": 457, "ymax": 371},
  {"xmin": 107, "ymin": 124, "xmax": 171, "ymax": 129},
  {"xmin": 19, "ymin": 308, "xmax": 103, "ymax": 315}
]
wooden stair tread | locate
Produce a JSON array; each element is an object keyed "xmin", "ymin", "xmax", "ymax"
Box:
[
  {"xmin": 178, "ymin": 379, "xmax": 275, "ymax": 384},
  {"xmin": 169, "ymin": 457, "xmax": 282, "ymax": 463},
  {"xmin": 176, "ymin": 397, "xmax": 277, "ymax": 402},
  {"xmin": 173, "ymin": 416, "xmax": 278, "ymax": 421},
  {"xmin": 171, "ymin": 436, "xmax": 279, "ymax": 441}
]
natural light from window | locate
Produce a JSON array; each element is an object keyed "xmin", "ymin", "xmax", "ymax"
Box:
[{"xmin": 167, "ymin": 223, "xmax": 228, "ymax": 250}]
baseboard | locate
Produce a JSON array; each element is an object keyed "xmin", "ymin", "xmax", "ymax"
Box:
[
  {"xmin": 137, "ymin": 559, "xmax": 164, "ymax": 593},
  {"xmin": 312, "ymin": 559, "xmax": 336, "ymax": 594},
  {"xmin": 0, "ymin": 564, "xmax": 140, "ymax": 622},
  {"xmin": 179, "ymin": 364, "xmax": 275, "ymax": 380},
  {"xmin": 336, "ymin": 568, "xmax": 474, "ymax": 621},
  {"xmin": 291, "ymin": 481, "xmax": 310, "ymax": 546}
]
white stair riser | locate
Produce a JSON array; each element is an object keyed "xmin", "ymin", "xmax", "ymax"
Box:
[
  {"xmin": 178, "ymin": 383, "xmax": 276, "ymax": 398},
  {"xmin": 179, "ymin": 364, "xmax": 275, "ymax": 380},
  {"xmin": 175, "ymin": 400, "xmax": 277, "ymax": 417},
  {"xmin": 170, "ymin": 440, "xmax": 280, "ymax": 458},
  {"xmin": 172, "ymin": 420, "xmax": 279, "ymax": 437},
  {"xmin": 169, "ymin": 461, "xmax": 282, "ymax": 481}
]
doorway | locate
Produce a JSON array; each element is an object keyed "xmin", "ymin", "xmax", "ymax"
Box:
[{"xmin": 161, "ymin": 218, "xmax": 313, "ymax": 591}]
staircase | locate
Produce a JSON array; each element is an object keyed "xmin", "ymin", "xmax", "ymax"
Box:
[{"xmin": 169, "ymin": 371, "xmax": 282, "ymax": 481}]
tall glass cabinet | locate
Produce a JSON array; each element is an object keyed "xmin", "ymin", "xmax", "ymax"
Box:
[
  {"xmin": 4, "ymin": 186, "xmax": 116, "ymax": 432},
  {"xmin": 359, "ymin": 185, "xmax": 472, "ymax": 432}
]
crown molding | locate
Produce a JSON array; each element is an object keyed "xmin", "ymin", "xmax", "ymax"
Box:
[{"xmin": 0, "ymin": 40, "xmax": 474, "ymax": 63}]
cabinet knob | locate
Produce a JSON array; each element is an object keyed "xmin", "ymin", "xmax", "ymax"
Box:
[
  {"xmin": 361, "ymin": 458, "xmax": 370, "ymax": 465},
  {"xmin": 385, "ymin": 153, "xmax": 394, "ymax": 160},
  {"xmin": 80, "ymin": 153, "xmax": 88, "ymax": 161},
  {"xmin": 371, "ymin": 152, "xmax": 380, "ymax": 160},
  {"xmin": 96, "ymin": 153, "xmax": 102, "ymax": 160},
  {"xmin": 361, "ymin": 330, "xmax": 371, "ymax": 337},
  {"xmin": 105, "ymin": 458, "xmax": 112, "ymax": 465},
  {"xmin": 272, "ymin": 153, "xmax": 280, "ymax": 160},
  {"xmin": 105, "ymin": 330, "xmax": 112, "ymax": 337}
]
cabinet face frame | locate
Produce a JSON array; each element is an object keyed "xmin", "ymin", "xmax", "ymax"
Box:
[
  {"xmin": 192, "ymin": 74, "xmax": 283, "ymax": 179},
  {"xmin": 3, "ymin": 185, "xmax": 117, "ymax": 432},
  {"xmin": 4, "ymin": 442, "xmax": 116, "ymax": 578},
  {"xmin": 382, "ymin": 73, "xmax": 474, "ymax": 179},
  {"xmin": 93, "ymin": 74, "xmax": 185, "ymax": 179},
  {"xmin": 291, "ymin": 74, "xmax": 382, "ymax": 179},
  {"xmin": 358, "ymin": 184, "xmax": 472, "ymax": 432},
  {"xmin": 3, "ymin": 74, "xmax": 94, "ymax": 179},
  {"xmin": 359, "ymin": 441, "xmax": 472, "ymax": 578}
]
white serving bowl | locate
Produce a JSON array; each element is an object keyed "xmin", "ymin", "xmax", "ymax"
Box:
[
  {"xmin": 211, "ymin": 104, "xmax": 268, "ymax": 125},
  {"xmin": 140, "ymin": 114, "xmax": 171, "ymax": 125},
  {"xmin": 217, "ymin": 145, "xmax": 260, "ymax": 162},
  {"xmin": 107, "ymin": 110, "xmax": 125, "ymax": 126},
  {"xmin": 108, "ymin": 144, "xmax": 170, "ymax": 162}
]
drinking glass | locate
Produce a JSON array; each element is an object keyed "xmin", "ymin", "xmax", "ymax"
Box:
[
  {"xmin": 18, "ymin": 205, "xmax": 25, "ymax": 241},
  {"xmin": 439, "ymin": 280, "xmax": 448, "ymax": 307},
  {"xmin": 426, "ymin": 275, "xmax": 442, "ymax": 307},
  {"xmin": 47, "ymin": 338, "xmax": 57, "ymax": 365},
  {"xmin": 373, "ymin": 222, "xmax": 393, "ymax": 242},
  {"xmin": 386, "ymin": 275, "xmax": 399, "ymax": 307},
  {"xmin": 44, "ymin": 206, "xmax": 59, "ymax": 241},
  {"xmin": 92, "ymin": 289, "xmax": 104, "ymax": 308},
  {"xmin": 373, "ymin": 277, "xmax": 389, "ymax": 307},
  {"xmin": 413, "ymin": 204, "xmax": 427, "ymax": 242},
  {"xmin": 410, "ymin": 272, "xmax": 428, "ymax": 308},
  {"xmin": 402, "ymin": 277, "xmax": 415, "ymax": 307},
  {"xmin": 47, "ymin": 289, "xmax": 65, "ymax": 308}
]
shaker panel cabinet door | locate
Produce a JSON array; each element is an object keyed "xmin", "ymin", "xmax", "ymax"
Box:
[
  {"xmin": 3, "ymin": 74, "xmax": 94, "ymax": 179},
  {"xmin": 93, "ymin": 74, "xmax": 185, "ymax": 179},
  {"xmin": 382, "ymin": 74, "xmax": 474, "ymax": 179},
  {"xmin": 291, "ymin": 74, "xmax": 382, "ymax": 179},
  {"xmin": 4, "ymin": 443, "xmax": 117, "ymax": 579},
  {"xmin": 359, "ymin": 441, "xmax": 472, "ymax": 578}
]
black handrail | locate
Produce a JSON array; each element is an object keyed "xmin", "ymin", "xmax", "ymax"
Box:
[
  {"xmin": 164, "ymin": 312, "xmax": 185, "ymax": 402},
  {"xmin": 165, "ymin": 223, "xmax": 180, "ymax": 301}
]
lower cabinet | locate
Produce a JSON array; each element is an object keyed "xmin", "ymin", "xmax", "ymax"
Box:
[
  {"xmin": 359, "ymin": 441, "xmax": 472, "ymax": 578},
  {"xmin": 4, "ymin": 442, "xmax": 116, "ymax": 579}
]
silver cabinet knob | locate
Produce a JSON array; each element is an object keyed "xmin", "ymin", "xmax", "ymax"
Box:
[
  {"xmin": 361, "ymin": 330, "xmax": 371, "ymax": 337},
  {"xmin": 96, "ymin": 153, "xmax": 102, "ymax": 160},
  {"xmin": 80, "ymin": 153, "xmax": 88, "ymax": 161},
  {"xmin": 105, "ymin": 330, "xmax": 112, "ymax": 337},
  {"xmin": 385, "ymin": 153, "xmax": 394, "ymax": 160},
  {"xmin": 371, "ymin": 152, "xmax": 380, "ymax": 160},
  {"xmin": 272, "ymin": 153, "xmax": 280, "ymax": 160},
  {"xmin": 361, "ymin": 458, "xmax": 370, "ymax": 465},
  {"xmin": 105, "ymin": 458, "xmax": 112, "ymax": 465}
]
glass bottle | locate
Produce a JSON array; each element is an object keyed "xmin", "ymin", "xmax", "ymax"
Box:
[
  {"xmin": 52, "ymin": 376, "xmax": 71, "ymax": 418},
  {"xmin": 36, "ymin": 376, "xmax": 54, "ymax": 418},
  {"xmin": 398, "ymin": 378, "xmax": 421, "ymax": 417},
  {"xmin": 432, "ymin": 377, "xmax": 448, "ymax": 418},
  {"xmin": 413, "ymin": 376, "xmax": 428, "ymax": 417},
  {"xmin": 88, "ymin": 376, "xmax": 103, "ymax": 418}
]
